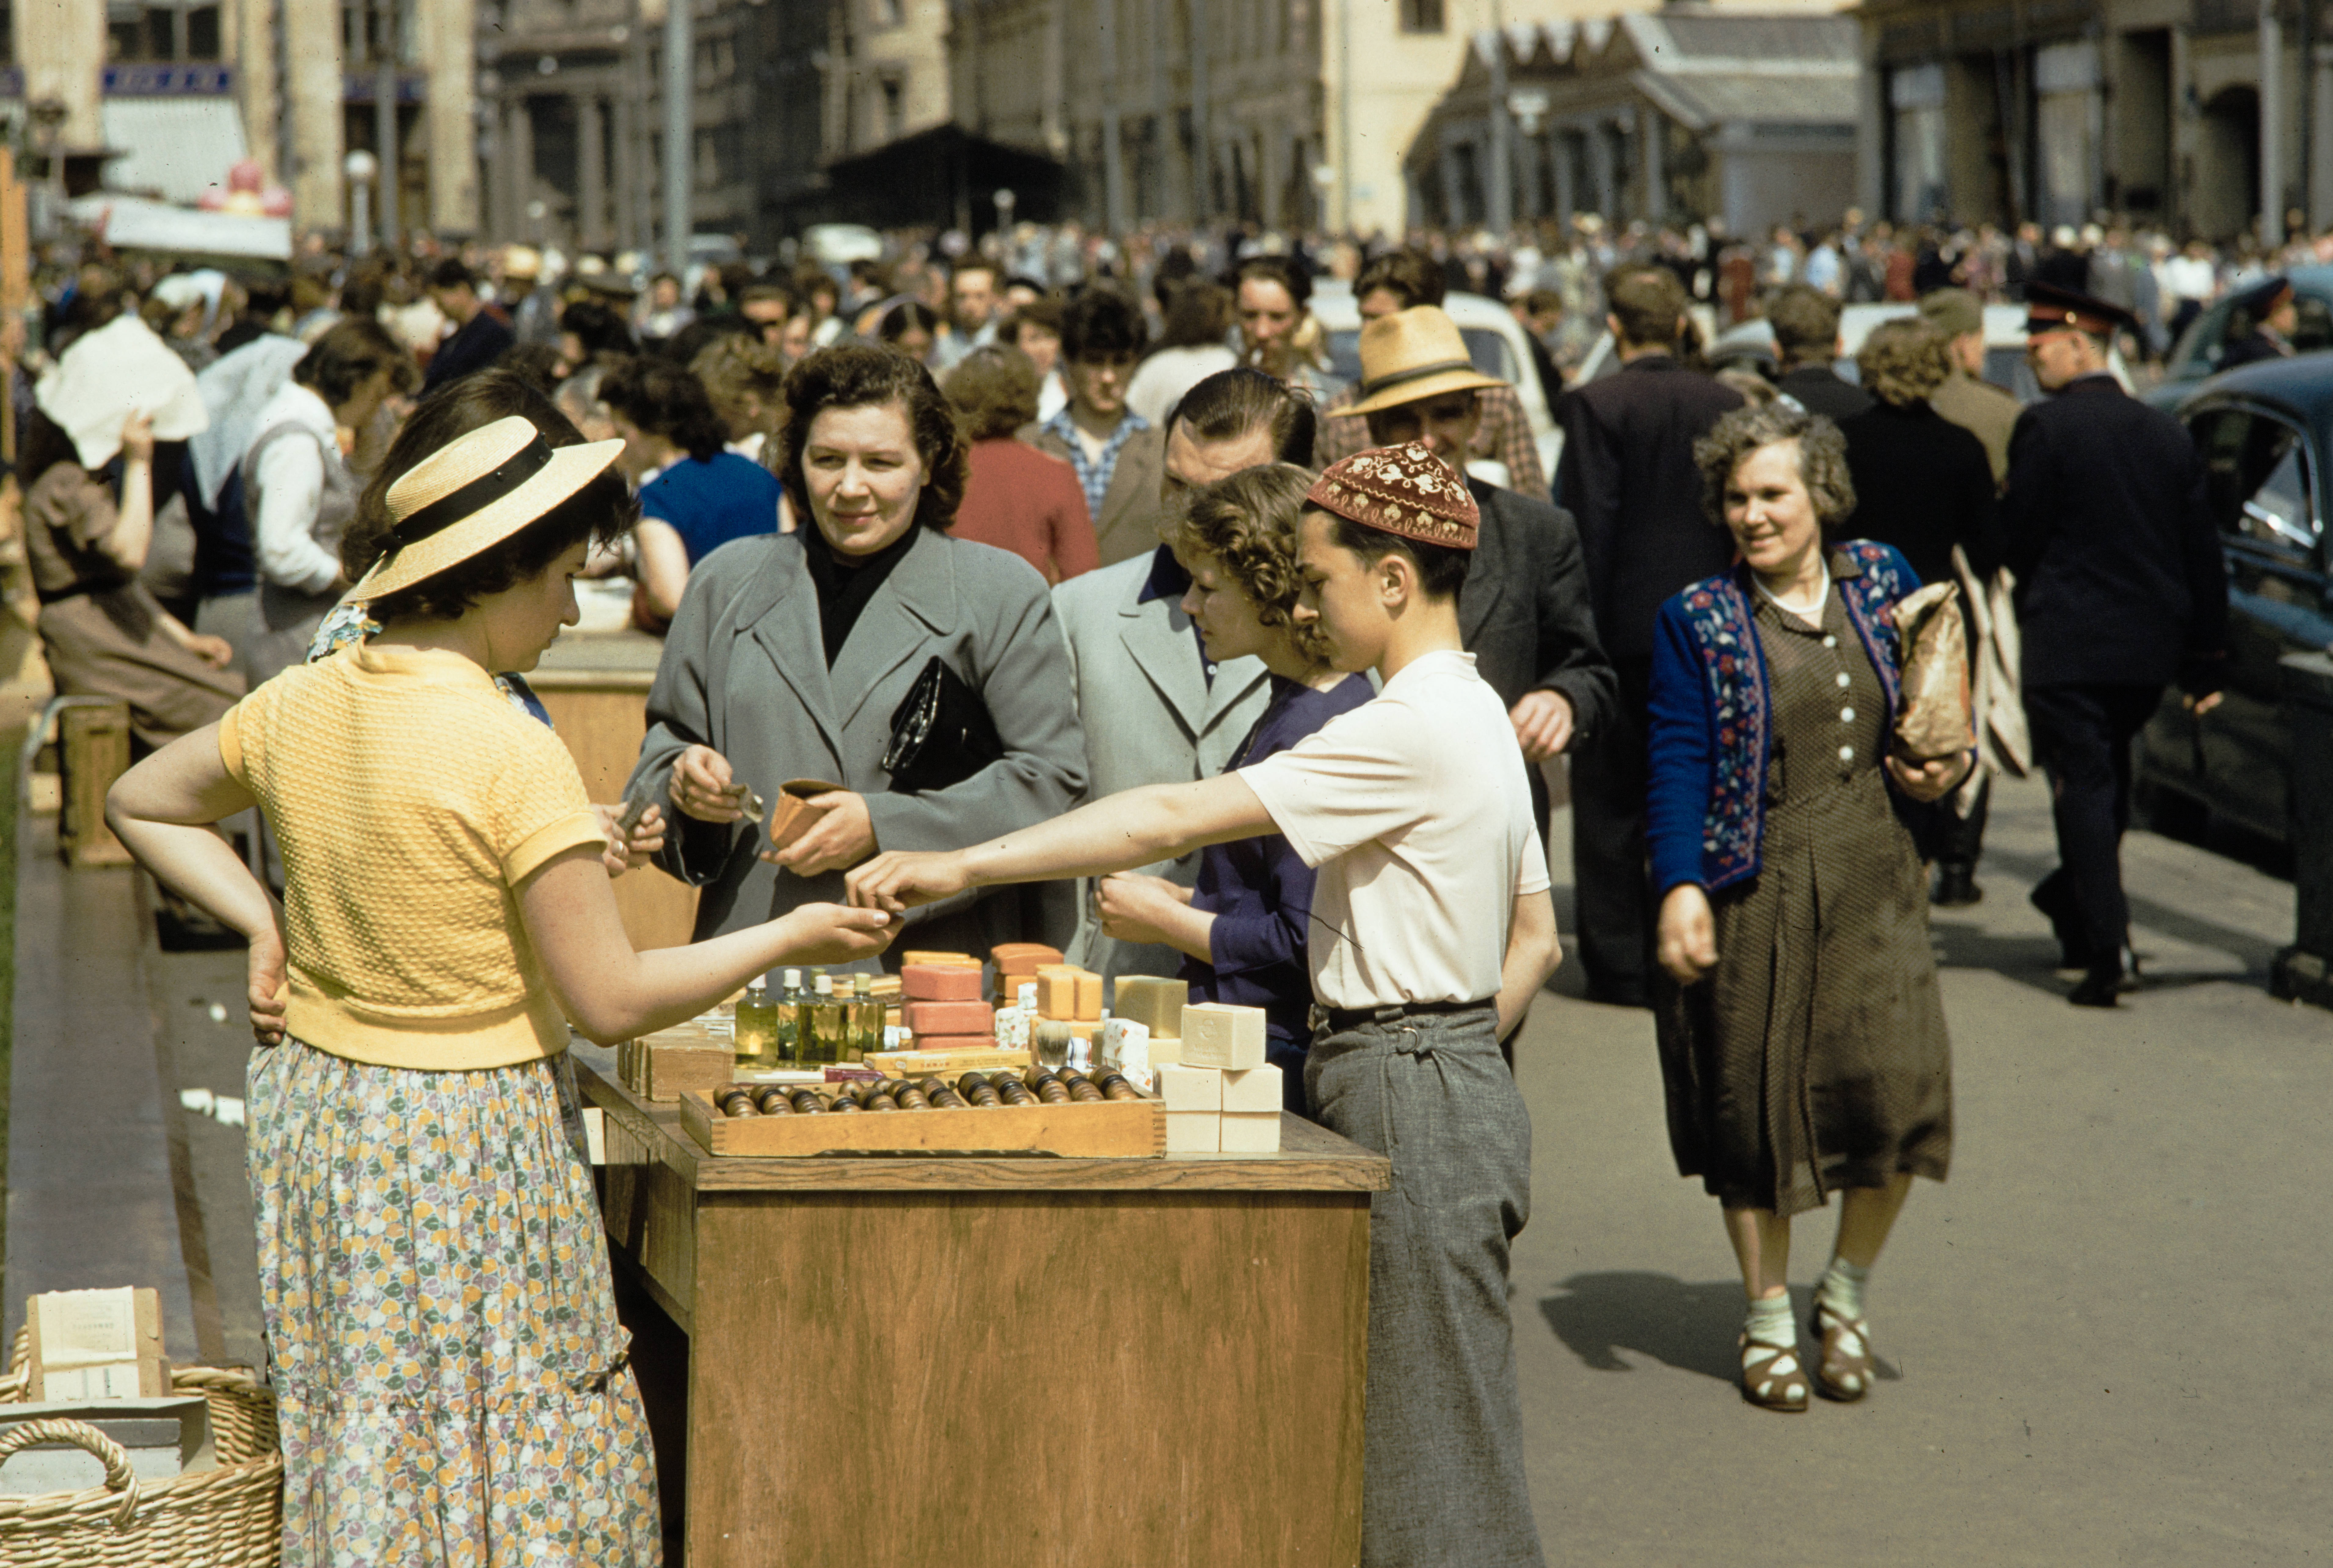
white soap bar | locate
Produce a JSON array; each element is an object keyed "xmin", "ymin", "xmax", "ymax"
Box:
[
  {"xmin": 993, "ymin": 1005, "xmax": 1032, "ymax": 1049},
  {"xmin": 1157, "ymin": 1063, "xmax": 1223, "ymax": 1112},
  {"xmin": 1220, "ymin": 1063, "xmax": 1283, "ymax": 1113},
  {"xmin": 1180, "ymin": 1002, "xmax": 1267, "ymax": 1070},
  {"xmin": 1217, "ymin": 1111, "xmax": 1282, "ymax": 1153},
  {"xmin": 1164, "ymin": 1110, "xmax": 1220, "ymax": 1153}
]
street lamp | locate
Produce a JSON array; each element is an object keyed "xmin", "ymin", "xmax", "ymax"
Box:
[
  {"xmin": 345, "ymin": 149, "xmax": 379, "ymax": 257},
  {"xmin": 993, "ymin": 187, "xmax": 1016, "ymax": 236}
]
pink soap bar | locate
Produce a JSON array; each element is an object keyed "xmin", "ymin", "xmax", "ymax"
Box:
[
  {"xmin": 904, "ymin": 1000, "xmax": 997, "ymax": 1036},
  {"xmin": 902, "ymin": 964, "xmax": 986, "ymax": 1002},
  {"xmin": 907, "ymin": 1034, "xmax": 995, "ymax": 1053}
]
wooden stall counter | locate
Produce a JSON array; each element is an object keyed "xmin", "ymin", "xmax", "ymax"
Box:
[{"xmin": 574, "ymin": 1044, "xmax": 1391, "ymax": 1568}]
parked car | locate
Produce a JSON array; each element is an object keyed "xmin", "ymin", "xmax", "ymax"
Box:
[
  {"xmin": 1702, "ymin": 303, "xmax": 2130, "ymax": 402},
  {"xmin": 2135, "ymin": 354, "xmax": 2333, "ymax": 845},
  {"xmin": 2146, "ymin": 264, "xmax": 2333, "ymax": 412},
  {"xmin": 1312, "ymin": 285, "xmax": 1562, "ymax": 485}
]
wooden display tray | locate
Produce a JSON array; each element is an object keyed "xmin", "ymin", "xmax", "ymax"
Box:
[{"xmin": 679, "ymin": 1082, "xmax": 1165, "ymax": 1158}]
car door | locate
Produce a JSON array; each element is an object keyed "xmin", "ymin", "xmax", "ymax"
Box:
[{"xmin": 2182, "ymin": 402, "xmax": 2333, "ymax": 837}]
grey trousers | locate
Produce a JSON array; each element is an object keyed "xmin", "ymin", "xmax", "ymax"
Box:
[{"xmin": 1308, "ymin": 1004, "xmax": 1545, "ymax": 1568}]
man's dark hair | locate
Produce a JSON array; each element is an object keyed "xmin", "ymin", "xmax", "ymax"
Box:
[
  {"xmin": 1150, "ymin": 247, "xmax": 1199, "ymax": 309},
  {"xmin": 600, "ymin": 355, "xmax": 731, "ymax": 462},
  {"xmin": 775, "ymin": 344, "xmax": 969, "ymax": 533},
  {"xmin": 1322, "ymin": 512, "xmax": 1471, "ymax": 599},
  {"xmin": 1354, "ymin": 250, "xmax": 1447, "ymax": 311},
  {"xmin": 1235, "ymin": 256, "xmax": 1311, "ymax": 308},
  {"xmin": 1006, "ymin": 295, "xmax": 1066, "ymax": 341},
  {"xmin": 1061, "ymin": 287, "xmax": 1148, "ymax": 361},
  {"xmin": 1164, "ymin": 367, "xmax": 1316, "ymax": 468},
  {"xmin": 560, "ymin": 299, "xmax": 639, "ymax": 360},
  {"xmin": 429, "ymin": 258, "xmax": 475, "ymax": 292},
  {"xmin": 1154, "ymin": 281, "xmax": 1232, "ymax": 351},
  {"xmin": 1604, "ymin": 266, "xmax": 1688, "ymax": 349},
  {"xmin": 348, "ymin": 368, "xmax": 634, "ymax": 623},
  {"xmin": 293, "ymin": 318, "xmax": 418, "ymax": 407},
  {"xmin": 1766, "ymin": 283, "xmax": 1844, "ymax": 367}
]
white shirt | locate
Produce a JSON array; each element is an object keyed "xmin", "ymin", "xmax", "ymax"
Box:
[
  {"xmin": 1241, "ymin": 650, "xmax": 1548, "ymax": 1010},
  {"xmin": 247, "ymin": 381, "xmax": 343, "ymax": 595}
]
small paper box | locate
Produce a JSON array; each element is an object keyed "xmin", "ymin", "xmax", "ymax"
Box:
[
  {"xmin": 1037, "ymin": 971, "xmax": 1079, "ymax": 1021},
  {"xmin": 766, "ymin": 778, "xmax": 846, "ymax": 852},
  {"xmin": 902, "ymin": 964, "xmax": 985, "ymax": 1002},
  {"xmin": 1156, "ymin": 1063, "xmax": 1222, "ymax": 1112},
  {"xmin": 1074, "ymin": 971, "xmax": 1104, "ymax": 1022},
  {"xmin": 1221, "ymin": 1063, "xmax": 1284, "ymax": 1113},
  {"xmin": 1217, "ymin": 1111, "xmax": 1282, "ymax": 1153},
  {"xmin": 1111, "ymin": 976, "xmax": 1188, "ymax": 1039},
  {"xmin": 994, "ymin": 1005, "xmax": 1032, "ymax": 1048},
  {"xmin": 1100, "ymin": 1017, "xmax": 1149, "ymax": 1069},
  {"xmin": 26, "ymin": 1288, "xmax": 169, "ymax": 1402},
  {"xmin": 1180, "ymin": 1002, "xmax": 1267, "ymax": 1070},
  {"xmin": 903, "ymin": 1000, "xmax": 994, "ymax": 1036},
  {"xmin": 1164, "ymin": 1110, "xmax": 1220, "ymax": 1153}
]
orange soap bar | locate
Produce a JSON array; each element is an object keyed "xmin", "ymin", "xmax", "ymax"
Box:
[
  {"xmin": 1037, "ymin": 971, "xmax": 1079, "ymax": 1020},
  {"xmin": 904, "ymin": 1000, "xmax": 996, "ymax": 1036},
  {"xmin": 902, "ymin": 964, "xmax": 986, "ymax": 1002},
  {"xmin": 992, "ymin": 942, "xmax": 1064, "ymax": 968},
  {"xmin": 902, "ymin": 950, "xmax": 980, "ymax": 967},
  {"xmin": 1074, "ymin": 970, "xmax": 1103, "ymax": 1022}
]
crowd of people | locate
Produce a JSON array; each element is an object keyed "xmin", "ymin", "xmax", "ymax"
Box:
[{"xmin": 44, "ymin": 203, "xmax": 2233, "ymax": 1567}]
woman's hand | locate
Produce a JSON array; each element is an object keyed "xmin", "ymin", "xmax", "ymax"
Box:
[
  {"xmin": 1094, "ymin": 872, "xmax": 1189, "ymax": 945},
  {"xmin": 1656, "ymin": 883, "xmax": 1719, "ymax": 985},
  {"xmin": 1509, "ymin": 689, "xmax": 1576, "ymax": 762},
  {"xmin": 775, "ymin": 902, "xmax": 895, "ymax": 964},
  {"xmin": 186, "ymin": 633, "xmax": 235, "ymax": 669},
  {"xmin": 120, "ymin": 408, "xmax": 155, "ymax": 464},
  {"xmin": 763, "ymin": 790, "xmax": 874, "ymax": 878},
  {"xmin": 593, "ymin": 802, "xmax": 666, "ymax": 877},
  {"xmin": 847, "ymin": 850, "xmax": 972, "ymax": 914},
  {"xmin": 247, "ymin": 922, "xmax": 289, "ymax": 1045},
  {"xmin": 1885, "ymin": 750, "xmax": 1973, "ymax": 804},
  {"xmin": 669, "ymin": 745, "xmax": 743, "ymax": 822}
]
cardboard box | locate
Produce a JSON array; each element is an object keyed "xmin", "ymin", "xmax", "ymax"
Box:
[
  {"xmin": 58, "ymin": 702, "xmax": 134, "ymax": 868},
  {"xmin": 0, "ymin": 1394, "xmax": 215, "ymax": 1493},
  {"xmin": 903, "ymin": 1000, "xmax": 995, "ymax": 1036},
  {"xmin": 1164, "ymin": 1110, "xmax": 1219, "ymax": 1154},
  {"xmin": 1156, "ymin": 1063, "xmax": 1222, "ymax": 1112},
  {"xmin": 1181, "ymin": 1002, "xmax": 1268, "ymax": 1070},
  {"xmin": 1218, "ymin": 1111, "xmax": 1282, "ymax": 1153},
  {"xmin": 902, "ymin": 964, "xmax": 985, "ymax": 1002},
  {"xmin": 1111, "ymin": 976, "xmax": 1187, "ymax": 1039},
  {"xmin": 1220, "ymin": 1063, "xmax": 1284, "ymax": 1113},
  {"xmin": 866, "ymin": 1045, "xmax": 1032, "ymax": 1077},
  {"xmin": 25, "ymin": 1288, "xmax": 169, "ymax": 1401},
  {"xmin": 617, "ymin": 1028, "xmax": 735, "ymax": 1102}
]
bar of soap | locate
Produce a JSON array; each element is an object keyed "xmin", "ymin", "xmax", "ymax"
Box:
[
  {"xmin": 1164, "ymin": 1110, "xmax": 1220, "ymax": 1153},
  {"xmin": 1111, "ymin": 976, "xmax": 1187, "ymax": 1039},
  {"xmin": 1218, "ymin": 1111, "xmax": 1282, "ymax": 1153},
  {"xmin": 904, "ymin": 999, "xmax": 995, "ymax": 1035},
  {"xmin": 1220, "ymin": 1063, "xmax": 1284, "ymax": 1113},
  {"xmin": 909, "ymin": 1033, "xmax": 995, "ymax": 1053},
  {"xmin": 901, "ymin": 950, "xmax": 981, "ymax": 967},
  {"xmin": 1074, "ymin": 970, "xmax": 1104, "ymax": 1022},
  {"xmin": 902, "ymin": 964, "xmax": 985, "ymax": 1002},
  {"xmin": 1100, "ymin": 1017, "xmax": 1148, "ymax": 1068},
  {"xmin": 1037, "ymin": 971, "xmax": 1079, "ymax": 1021},
  {"xmin": 991, "ymin": 942, "xmax": 1064, "ymax": 969},
  {"xmin": 1156, "ymin": 1063, "xmax": 1222, "ymax": 1112},
  {"xmin": 994, "ymin": 1005, "xmax": 1032, "ymax": 1049},
  {"xmin": 1180, "ymin": 1002, "xmax": 1267, "ymax": 1070}
]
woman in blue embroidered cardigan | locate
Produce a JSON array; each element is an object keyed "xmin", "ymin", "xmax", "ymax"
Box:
[{"xmin": 1646, "ymin": 402, "xmax": 1970, "ymax": 1414}]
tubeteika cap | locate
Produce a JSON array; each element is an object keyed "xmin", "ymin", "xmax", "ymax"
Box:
[
  {"xmin": 342, "ymin": 415, "xmax": 624, "ymax": 603},
  {"xmin": 1305, "ymin": 442, "xmax": 1480, "ymax": 551}
]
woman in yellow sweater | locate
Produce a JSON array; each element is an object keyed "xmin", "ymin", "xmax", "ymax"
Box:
[{"xmin": 106, "ymin": 415, "xmax": 893, "ymax": 1565}]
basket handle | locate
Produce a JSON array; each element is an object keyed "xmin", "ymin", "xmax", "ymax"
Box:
[{"xmin": 0, "ymin": 1417, "xmax": 143, "ymax": 1528}]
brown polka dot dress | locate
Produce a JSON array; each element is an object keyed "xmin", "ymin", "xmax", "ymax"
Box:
[{"xmin": 1654, "ymin": 566, "xmax": 1954, "ymax": 1217}]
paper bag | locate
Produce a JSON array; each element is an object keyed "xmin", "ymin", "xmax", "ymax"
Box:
[{"xmin": 1891, "ymin": 581, "xmax": 1975, "ymax": 762}]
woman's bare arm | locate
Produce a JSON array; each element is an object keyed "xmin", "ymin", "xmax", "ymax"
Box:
[{"xmin": 635, "ymin": 519, "xmax": 693, "ymax": 621}]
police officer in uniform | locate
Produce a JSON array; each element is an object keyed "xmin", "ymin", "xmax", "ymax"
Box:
[
  {"xmin": 2216, "ymin": 276, "xmax": 2300, "ymax": 371},
  {"xmin": 2002, "ymin": 283, "xmax": 2227, "ymax": 1006}
]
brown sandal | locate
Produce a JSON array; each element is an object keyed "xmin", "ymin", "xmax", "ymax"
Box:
[
  {"xmin": 1739, "ymin": 1333, "xmax": 1809, "ymax": 1412},
  {"xmin": 1811, "ymin": 1301, "xmax": 1874, "ymax": 1402}
]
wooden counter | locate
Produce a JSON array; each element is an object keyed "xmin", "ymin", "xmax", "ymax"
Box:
[{"xmin": 575, "ymin": 1047, "xmax": 1390, "ymax": 1567}]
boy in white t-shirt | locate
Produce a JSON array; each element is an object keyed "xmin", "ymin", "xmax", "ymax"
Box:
[{"xmin": 850, "ymin": 443, "xmax": 1559, "ymax": 1568}]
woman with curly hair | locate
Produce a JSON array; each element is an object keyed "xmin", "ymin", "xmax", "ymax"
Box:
[
  {"xmin": 624, "ymin": 344, "xmax": 1088, "ymax": 959},
  {"xmin": 1647, "ymin": 401, "xmax": 1969, "ymax": 1413},
  {"xmin": 941, "ymin": 343, "xmax": 1099, "ymax": 583},
  {"xmin": 1084, "ymin": 464, "xmax": 1373, "ymax": 1112}
]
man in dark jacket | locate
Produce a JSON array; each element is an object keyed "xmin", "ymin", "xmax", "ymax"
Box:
[
  {"xmin": 2215, "ymin": 275, "xmax": 2299, "ymax": 372},
  {"xmin": 1348, "ymin": 306, "xmax": 1617, "ymax": 844},
  {"xmin": 2004, "ymin": 283, "xmax": 2227, "ymax": 1006},
  {"xmin": 1767, "ymin": 283, "xmax": 1873, "ymax": 420},
  {"xmin": 423, "ymin": 259, "xmax": 515, "ymax": 391},
  {"xmin": 1555, "ymin": 267, "xmax": 1742, "ymax": 1005}
]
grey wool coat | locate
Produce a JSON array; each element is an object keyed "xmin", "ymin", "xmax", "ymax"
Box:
[{"xmin": 627, "ymin": 526, "xmax": 1088, "ymax": 958}]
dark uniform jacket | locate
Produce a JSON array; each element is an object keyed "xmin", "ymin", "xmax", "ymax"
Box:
[
  {"xmin": 1838, "ymin": 399, "xmax": 2003, "ymax": 587},
  {"xmin": 2000, "ymin": 374, "xmax": 2227, "ymax": 691},
  {"xmin": 1462, "ymin": 476, "xmax": 1618, "ymax": 744},
  {"xmin": 1555, "ymin": 355, "xmax": 1743, "ymax": 662},
  {"xmin": 1775, "ymin": 365, "xmax": 1874, "ymax": 421}
]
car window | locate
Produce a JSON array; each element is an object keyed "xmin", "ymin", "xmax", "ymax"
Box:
[
  {"xmin": 2192, "ymin": 406, "xmax": 2319, "ymax": 552},
  {"xmin": 2297, "ymin": 296, "xmax": 2333, "ymax": 354}
]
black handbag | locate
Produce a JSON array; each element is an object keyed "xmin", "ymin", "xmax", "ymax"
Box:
[{"xmin": 881, "ymin": 655, "xmax": 1004, "ymax": 794}]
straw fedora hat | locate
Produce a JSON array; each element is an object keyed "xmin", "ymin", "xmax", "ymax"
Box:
[
  {"xmin": 1340, "ymin": 306, "xmax": 1507, "ymax": 418},
  {"xmin": 344, "ymin": 415, "xmax": 624, "ymax": 602}
]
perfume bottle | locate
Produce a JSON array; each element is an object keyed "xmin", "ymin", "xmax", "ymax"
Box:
[
  {"xmin": 848, "ymin": 977, "xmax": 885, "ymax": 1062},
  {"xmin": 833, "ymin": 974, "xmax": 861, "ymax": 1064},
  {"xmin": 807, "ymin": 972, "xmax": 844, "ymax": 1065},
  {"xmin": 733, "ymin": 975, "xmax": 778, "ymax": 1072},
  {"xmin": 773, "ymin": 968, "xmax": 805, "ymax": 1063}
]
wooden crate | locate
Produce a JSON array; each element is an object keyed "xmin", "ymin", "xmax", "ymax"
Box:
[
  {"xmin": 679, "ymin": 1083, "xmax": 1164, "ymax": 1158},
  {"xmin": 615, "ymin": 1028, "xmax": 736, "ymax": 1102},
  {"xmin": 57, "ymin": 701, "xmax": 132, "ymax": 867}
]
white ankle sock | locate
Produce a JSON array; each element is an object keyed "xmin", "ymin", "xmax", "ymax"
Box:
[
  {"xmin": 1817, "ymin": 1257, "xmax": 1870, "ymax": 1320},
  {"xmin": 1745, "ymin": 1293, "xmax": 1796, "ymax": 1349}
]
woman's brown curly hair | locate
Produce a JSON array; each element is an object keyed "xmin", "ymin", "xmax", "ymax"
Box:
[
  {"xmin": 942, "ymin": 344, "xmax": 1040, "ymax": 440},
  {"xmin": 1854, "ymin": 317, "xmax": 1952, "ymax": 408},
  {"xmin": 1693, "ymin": 401, "xmax": 1856, "ymax": 530},
  {"xmin": 774, "ymin": 344, "xmax": 968, "ymax": 532},
  {"xmin": 1175, "ymin": 462, "xmax": 1331, "ymax": 664}
]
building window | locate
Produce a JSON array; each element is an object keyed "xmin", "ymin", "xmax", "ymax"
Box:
[
  {"xmin": 1399, "ymin": 0, "xmax": 1443, "ymax": 34},
  {"xmin": 880, "ymin": 74, "xmax": 905, "ymax": 141},
  {"xmin": 187, "ymin": 5, "xmax": 220, "ymax": 58}
]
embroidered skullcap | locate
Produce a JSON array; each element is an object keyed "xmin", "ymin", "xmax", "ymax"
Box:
[{"xmin": 1305, "ymin": 441, "xmax": 1480, "ymax": 551}]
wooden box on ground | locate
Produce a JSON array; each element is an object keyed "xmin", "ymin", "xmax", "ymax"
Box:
[
  {"xmin": 679, "ymin": 1086, "xmax": 1163, "ymax": 1157},
  {"xmin": 581, "ymin": 1052, "xmax": 1388, "ymax": 1568},
  {"xmin": 57, "ymin": 701, "xmax": 132, "ymax": 867}
]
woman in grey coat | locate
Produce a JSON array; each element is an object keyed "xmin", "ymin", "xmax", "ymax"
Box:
[{"xmin": 628, "ymin": 345, "xmax": 1087, "ymax": 959}]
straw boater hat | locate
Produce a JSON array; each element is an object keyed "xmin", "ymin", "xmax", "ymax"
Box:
[
  {"xmin": 344, "ymin": 415, "xmax": 624, "ymax": 602},
  {"xmin": 1338, "ymin": 305, "xmax": 1508, "ymax": 418}
]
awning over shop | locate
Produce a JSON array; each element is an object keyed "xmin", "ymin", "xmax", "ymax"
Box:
[
  {"xmin": 811, "ymin": 125, "xmax": 1068, "ymax": 235},
  {"xmin": 65, "ymin": 194, "xmax": 291, "ymax": 262},
  {"xmin": 99, "ymin": 97, "xmax": 250, "ymax": 208}
]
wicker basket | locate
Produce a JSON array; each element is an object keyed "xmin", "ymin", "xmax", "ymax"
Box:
[{"xmin": 0, "ymin": 1338, "xmax": 282, "ymax": 1567}]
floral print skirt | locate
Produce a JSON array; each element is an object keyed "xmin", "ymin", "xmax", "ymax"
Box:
[{"xmin": 246, "ymin": 1039, "xmax": 662, "ymax": 1567}]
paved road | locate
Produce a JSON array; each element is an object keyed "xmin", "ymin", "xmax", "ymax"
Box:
[{"xmin": 1512, "ymin": 774, "xmax": 2330, "ymax": 1566}]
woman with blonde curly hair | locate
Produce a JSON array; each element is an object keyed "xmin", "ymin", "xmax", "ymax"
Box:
[
  {"xmin": 1647, "ymin": 401, "xmax": 1971, "ymax": 1413},
  {"xmin": 1086, "ymin": 463, "xmax": 1373, "ymax": 1112}
]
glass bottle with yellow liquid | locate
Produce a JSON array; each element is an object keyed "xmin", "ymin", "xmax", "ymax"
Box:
[
  {"xmin": 806, "ymin": 971, "xmax": 844, "ymax": 1065},
  {"xmin": 849, "ymin": 978, "xmax": 885, "ymax": 1062},
  {"xmin": 773, "ymin": 968, "xmax": 805, "ymax": 1063},
  {"xmin": 733, "ymin": 975, "xmax": 780, "ymax": 1074}
]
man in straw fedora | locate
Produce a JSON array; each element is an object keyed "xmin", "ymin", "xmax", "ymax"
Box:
[
  {"xmin": 1333, "ymin": 303, "xmax": 1615, "ymax": 869},
  {"xmin": 105, "ymin": 413, "xmax": 894, "ymax": 1564}
]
